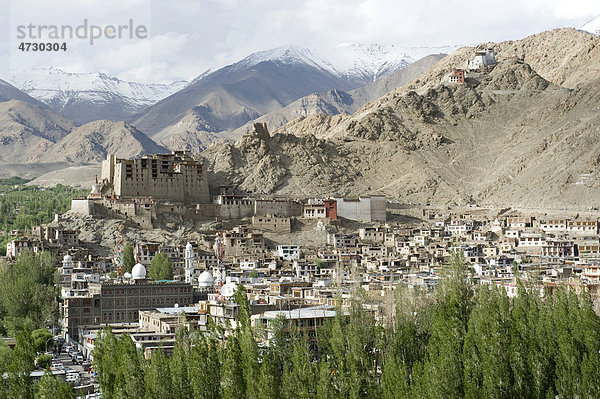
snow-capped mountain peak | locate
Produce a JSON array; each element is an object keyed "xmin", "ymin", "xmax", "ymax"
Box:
[
  {"xmin": 581, "ymin": 15, "xmax": 600, "ymax": 35},
  {"xmin": 0, "ymin": 67, "xmax": 188, "ymax": 124},
  {"xmin": 230, "ymin": 43, "xmax": 447, "ymax": 82},
  {"xmin": 234, "ymin": 44, "xmax": 330, "ymax": 72},
  {"xmin": 5, "ymin": 67, "xmax": 187, "ymax": 104}
]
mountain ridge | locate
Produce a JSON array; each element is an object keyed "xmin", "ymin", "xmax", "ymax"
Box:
[
  {"xmin": 1, "ymin": 67, "xmax": 187, "ymax": 125},
  {"xmin": 198, "ymin": 28, "xmax": 600, "ymax": 209}
]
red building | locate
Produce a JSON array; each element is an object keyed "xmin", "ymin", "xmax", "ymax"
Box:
[
  {"xmin": 449, "ymin": 69, "xmax": 465, "ymax": 83},
  {"xmin": 323, "ymin": 200, "xmax": 337, "ymax": 220}
]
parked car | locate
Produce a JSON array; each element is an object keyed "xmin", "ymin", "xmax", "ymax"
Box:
[
  {"xmin": 76, "ymin": 355, "xmax": 84, "ymax": 364},
  {"xmin": 65, "ymin": 371, "xmax": 79, "ymax": 384}
]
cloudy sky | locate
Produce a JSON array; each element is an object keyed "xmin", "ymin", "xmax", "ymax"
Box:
[{"xmin": 1, "ymin": 0, "xmax": 599, "ymax": 83}]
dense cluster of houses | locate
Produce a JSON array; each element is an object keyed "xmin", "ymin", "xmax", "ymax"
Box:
[
  {"xmin": 8, "ymin": 201, "xmax": 600, "ymax": 359},
  {"xmin": 5, "ymin": 152, "xmax": 600, "ymax": 359}
]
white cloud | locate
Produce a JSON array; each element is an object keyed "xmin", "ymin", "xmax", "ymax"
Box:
[{"xmin": 3, "ymin": 0, "xmax": 599, "ymax": 83}]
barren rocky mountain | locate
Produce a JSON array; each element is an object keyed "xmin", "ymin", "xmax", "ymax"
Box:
[
  {"xmin": 132, "ymin": 44, "xmax": 423, "ymax": 148},
  {"xmin": 133, "ymin": 54, "xmax": 359, "ymax": 140},
  {"xmin": 227, "ymin": 54, "xmax": 446, "ymax": 140},
  {"xmin": 200, "ymin": 28, "xmax": 600, "ymax": 209},
  {"xmin": 400, "ymin": 28, "xmax": 599, "ymax": 93},
  {"xmin": 0, "ymin": 79, "xmax": 45, "ymax": 106},
  {"xmin": 0, "ymin": 100, "xmax": 74, "ymax": 163},
  {"xmin": 36, "ymin": 120, "xmax": 167, "ymax": 164}
]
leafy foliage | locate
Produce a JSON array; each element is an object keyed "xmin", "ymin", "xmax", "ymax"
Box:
[
  {"xmin": 0, "ymin": 179, "xmax": 87, "ymax": 256},
  {"xmin": 122, "ymin": 243, "xmax": 135, "ymax": 274},
  {"xmin": 148, "ymin": 252, "xmax": 174, "ymax": 280},
  {"xmin": 0, "ymin": 251, "xmax": 58, "ymax": 336},
  {"xmin": 31, "ymin": 329, "xmax": 53, "ymax": 353}
]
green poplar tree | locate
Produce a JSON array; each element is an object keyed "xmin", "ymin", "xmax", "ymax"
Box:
[
  {"xmin": 170, "ymin": 329, "xmax": 192, "ymax": 399},
  {"xmin": 7, "ymin": 330, "xmax": 35, "ymax": 399},
  {"xmin": 316, "ymin": 360, "xmax": 335, "ymax": 399},
  {"xmin": 145, "ymin": 346, "xmax": 173, "ymax": 399},
  {"xmin": 190, "ymin": 335, "xmax": 221, "ymax": 399},
  {"xmin": 463, "ymin": 286, "xmax": 512, "ymax": 399},
  {"xmin": 148, "ymin": 252, "xmax": 174, "ymax": 280},
  {"xmin": 221, "ymin": 336, "xmax": 245, "ymax": 399},
  {"xmin": 530, "ymin": 298, "xmax": 556, "ymax": 398},
  {"xmin": 282, "ymin": 336, "xmax": 317, "ymax": 399},
  {"xmin": 420, "ymin": 253, "xmax": 472, "ymax": 399},
  {"xmin": 92, "ymin": 328, "xmax": 119, "ymax": 398},
  {"xmin": 36, "ymin": 370, "xmax": 75, "ymax": 399},
  {"xmin": 509, "ymin": 281, "xmax": 536, "ymax": 399},
  {"xmin": 122, "ymin": 244, "xmax": 136, "ymax": 274},
  {"xmin": 257, "ymin": 349, "xmax": 281, "ymax": 399},
  {"xmin": 579, "ymin": 292, "xmax": 600, "ymax": 397},
  {"xmin": 233, "ymin": 284, "xmax": 260, "ymax": 399},
  {"xmin": 114, "ymin": 334, "xmax": 145, "ymax": 399}
]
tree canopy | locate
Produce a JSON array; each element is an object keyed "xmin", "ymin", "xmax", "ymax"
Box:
[
  {"xmin": 148, "ymin": 252, "xmax": 174, "ymax": 280},
  {"xmin": 122, "ymin": 243, "xmax": 136, "ymax": 274},
  {"xmin": 0, "ymin": 251, "xmax": 57, "ymax": 337}
]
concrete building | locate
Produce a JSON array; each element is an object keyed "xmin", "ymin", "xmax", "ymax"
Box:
[
  {"xmin": 139, "ymin": 306, "xmax": 204, "ymax": 334},
  {"xmin": 327, "ymin": 233, "xmax": 357, "ymax": 248},
  {"xmin": 222, "ymin": 226, "xmax": 266, "ymax": 256},
  {"xmin": 445, "ymin": 220, "xmax": 473, "ymax": 236},
  {"xmin": 256, "ymin": 305, "xmax": 340, "ymax": 343},
  {"xmin": 359, "ymin": 227, "xmax": 386, "ymax": 243},
  {"xmin": 101, "ymin": 152, "xmax": 210, "ymax": 203},
  {"xmin": 251, "ymin": 215, "xmax": 291, "ymax": 233},
  {"xmin": 335, "ymin": 196, "xmax": 386, "ymax": 222},
  {"xmin": 448, "ymin": 68, "xmax": 466, "ymax": 83},
  {"xmin": 276, "ymin": 245, "xmax": 300, "ymax": 261},
  {"xmin": 467, "ymin": 48, "xmax": 497, "ymax": 71},
  {"xmin": 6, "ymin": 239, "xmax": 37, "ymax": 258},
  {"xmin": 61, "ymin": 269, "xmax": 194, "ymax": 341},
  {"xmin": 303, "ymin": 199, "xmax": 337, "ymax": 219}
]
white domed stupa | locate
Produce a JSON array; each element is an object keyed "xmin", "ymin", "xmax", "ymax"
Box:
[
  {"xmin": 131, "ymin": 263, "xmax": 147, "ymax": 280},
  {"xmin": 220, "ymin": 282, "xmax": 238, "ymax": 298},
  {"xmin": 62, "ymin": 254, "xmax": 74, "ymax": 270},
  {"xmin": 198, "ymin": 271, "xmax": 214, "ymax": 288}
]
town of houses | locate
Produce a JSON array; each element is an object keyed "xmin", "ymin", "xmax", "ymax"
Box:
[{"xmin": 5, "ymin": 151, "xmax": 600, "ymax": 360}]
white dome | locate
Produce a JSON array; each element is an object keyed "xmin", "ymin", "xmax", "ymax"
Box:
[
  {"xmin": 91, "ymin": 184, "xmax": 102, "ymax": 194},
  {"xmin": 186, "ymin": 242, "xmax": 193, "ymax": 251},
  {"xmin": 131, "ymin": 263, "xmax": 146, "ymax": 280},
  {"xmin": 220, "ymin": 282, "xmax": 238, "ymax": 298},
  {"xmin": 198, "ymin": 271, "xmax": 214, "ymax": 287},
  {"xmin": 123, "ymin": 272, "xmax": 132, "ymax": 279},
  {"xmin": 63, "ymin": 254, "xmax": 73, "ymax": 262}
]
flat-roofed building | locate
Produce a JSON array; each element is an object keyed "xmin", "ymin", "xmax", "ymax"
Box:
[{"xmin": 101, "ymin": 152, "xmax": 210, "ymax": 203}]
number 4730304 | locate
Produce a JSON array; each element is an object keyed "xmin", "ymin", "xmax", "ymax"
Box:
[{"xmin": 18, "ymin": 42, "xmax": 67, "ymax": 51}]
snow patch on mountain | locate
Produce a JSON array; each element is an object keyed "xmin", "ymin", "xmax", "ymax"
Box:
[
  {"xmin": 1, "ymin": 67, "xmax": 187, "ymax": 110},
  {"xmin": 581, "ymin": 15, "xmax": 600, "ymax": 35},
  {"xmin": 230, "ymin": 43, "xmax": 458, "ymax": 82}
]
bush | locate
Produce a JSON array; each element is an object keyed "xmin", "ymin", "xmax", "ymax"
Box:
[{"xmin": 37, "ymin": 354, "xmax": 52, "ymax": 369}]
